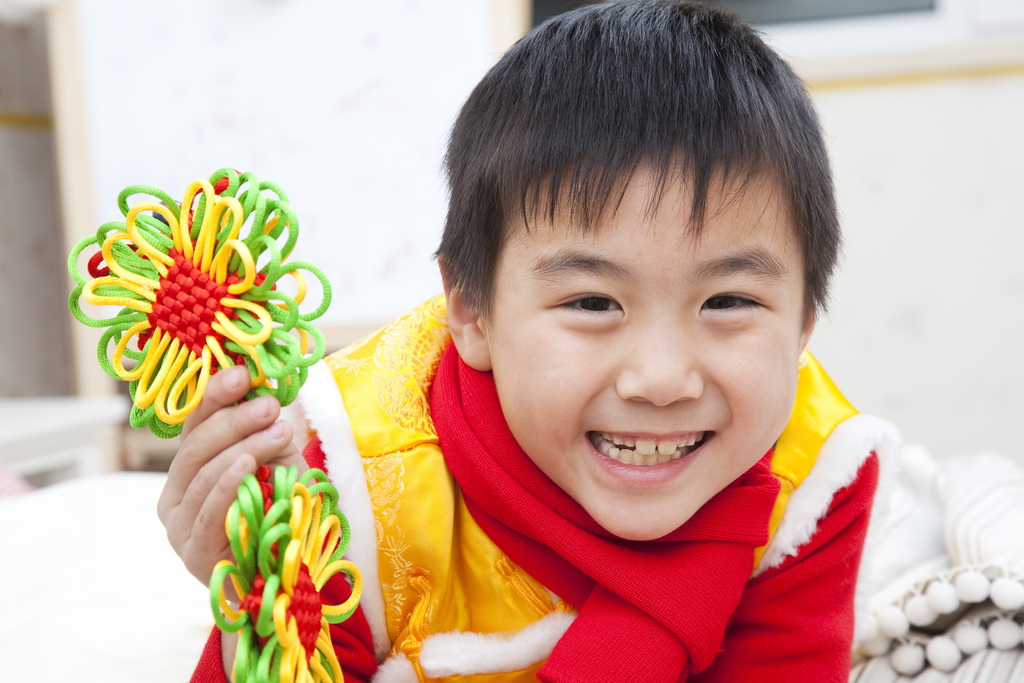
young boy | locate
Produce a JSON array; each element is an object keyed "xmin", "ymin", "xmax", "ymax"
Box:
[{"xmin": 162, "ymin": 1, "xmax": 897, "ymax": 680}]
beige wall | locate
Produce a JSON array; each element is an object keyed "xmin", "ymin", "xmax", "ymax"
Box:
[
  {"xmin": 0, "ymin": 14, "xmax": 71, "ymax": 396},
  {"xmin": 761, "ymin": 10, "xmax": 1024, "ymax": 462},
  {"xmin": 807, "ymin": 66, "xmax": 1024, "ymax": 462}
]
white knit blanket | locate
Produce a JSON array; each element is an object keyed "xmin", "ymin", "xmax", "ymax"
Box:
[{"xmin": 852, "ymin": 446, "xmax": 1024, "ymax": 681}]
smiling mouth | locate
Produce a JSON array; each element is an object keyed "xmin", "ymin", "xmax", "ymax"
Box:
[{"xmin": 587, "ymin": 431, "xmax": 708, "ymax": 466}]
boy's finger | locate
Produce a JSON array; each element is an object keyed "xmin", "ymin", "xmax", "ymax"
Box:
[
  {"xmin": 163, "ymin": 378, "xmax": 281, "ymax": 507},
  {"xmin": 160, "ymin": 391, "xmax": 281, "ymax": 524},
  {"xmin": 163, "ymin": 365, "xmax": 254, "ymax": 501},
  {"xmin": 180, "ymin": 365, "xmax": 253, "ymax": 440},
  {"xmin": 175, "ymin": 417, "xmax": 294, "ymax": 532},
  {"xmin": 176, "ymin": 394, "xmax": 281, "ymax": 472},
  {"xmin": 182, "ymin": 452, "xmax": 256, "ymax": 584},
  {"xmin": 179, "ymin": 439, "xmax": 304, "ymax": 586},
  {"xmin": 162, "ymin": 414, "xmax": 293, "ymax": 531}
]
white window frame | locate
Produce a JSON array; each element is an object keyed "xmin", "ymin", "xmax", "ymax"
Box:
[{"xmin": 756, "ymin": 0, "xmax": 1024, "ymax": 83}]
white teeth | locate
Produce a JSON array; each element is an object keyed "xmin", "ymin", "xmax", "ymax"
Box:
[
  {"xmin": 635, "ymin": 439, "xmax": 656, "ymax": 455},
  {"xmin": 593, "ymin": 431, "xmax": 705, "ymax": 466},
  {"xmin": 603, "ymin": 431, "xmax": 625, "ymax": 446}
]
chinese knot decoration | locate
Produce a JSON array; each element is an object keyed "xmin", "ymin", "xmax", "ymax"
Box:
[{"xmin": 68, "ymin": 168, "xmax": 331, "ymax": 437}]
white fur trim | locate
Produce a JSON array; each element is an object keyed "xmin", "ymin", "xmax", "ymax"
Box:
[
  {"xmin": 852, "ymin": 420, "xmax": 903, "ymax": 647},
  {"xmin": 754, "ymin": 414, "xmax": 899, "ymax": 576},
  {"xmin": 752, "ymin": 413, "xmax": 900, "ymax": 649},
  {"xmin": 371, "ymin": 652, "xmax": 418, "ymax": 683},
  {"xmin": 373, "ymin": 611, "xmax": 576, "ymax": 679},
  {"xmin": 298, "ymin": 361, "xmax": 391, "ymax": 660},
  {"xmin": 279, "ymin": 400, "xmax": 310, "ymax": 453}
]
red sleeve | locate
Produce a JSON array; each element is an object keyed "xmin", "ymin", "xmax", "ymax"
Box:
[
  {"xmin": 190, "ymin": 437, "xmax": 379, "ymax": 682},
  {"xmin": 691, "ymin": 453, "xmax": 879, "ymax": 683},
  {"xmin": 190, "ymin": 628, "xmax": 228, "ymax": 683}
]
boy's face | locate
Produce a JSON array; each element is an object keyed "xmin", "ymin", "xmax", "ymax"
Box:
[{"xmin": 451, "ymin": 169, "xmax": 814, "ymax": 541}]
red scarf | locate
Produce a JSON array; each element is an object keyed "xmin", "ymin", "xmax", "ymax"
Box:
[{"xmin": 431, "ymin": 345, "xmax": 781, "ymax": 681}]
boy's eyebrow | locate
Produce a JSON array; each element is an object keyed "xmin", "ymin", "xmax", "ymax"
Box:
[
  {"xmin": 531, "ymin": 246, "xmax": 788, "ymax": 283},
  {"xmin": 693, "ymin": 248, "xmax": 789, "ymax": 282},
  {"xmin": 531, "ymin": 249, "xmax": 635, "ymax": 282}
]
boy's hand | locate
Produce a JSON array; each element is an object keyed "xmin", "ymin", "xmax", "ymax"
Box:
[{"xmin": 157, "ymin": 364, "xmax": 308, "ymax": 589}]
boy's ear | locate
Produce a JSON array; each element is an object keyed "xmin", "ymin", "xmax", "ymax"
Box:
[{"xmin": 445, "ymin": 289, "xmax": 493, "ymax": 372}]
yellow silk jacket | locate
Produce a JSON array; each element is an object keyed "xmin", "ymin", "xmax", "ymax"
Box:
[{"xmin": 309, "ymin": 295, "xmax": 870, "ymax": 681}]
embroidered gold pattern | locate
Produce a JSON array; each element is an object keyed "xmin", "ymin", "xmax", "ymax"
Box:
[
  {"xmin": 364, "ymin": 453, "xmax": 405, "ymax": 531},
  {"xmin": 361, "ymin": 297, "xmax": 451, "ymax": 642},
  {"xmin": 364, "ymin": 452, "xmax": 414, "ymax": 624},
  {"xmin": 373, "ymin": 298, "xmax": 451, "ymax": 434},
  {"xmin": 326, "ymin": 352, "xmax": 373, "ymax": 377}
]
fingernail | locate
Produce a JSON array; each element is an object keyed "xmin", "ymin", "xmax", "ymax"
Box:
[
  {"xmin": 227, "ymin": 366, "xmax": 246, "ymax": 390},
  {"xmin": 266, "ymin": 421, "xmax": 284, "ymax": 440},
  {"xmin": 251, "ymin": 396, "xmax": 272, "ymax": 419},
  {"xmin": 231, "ymin": 455, "xmax": 251, "ymax": 474}
]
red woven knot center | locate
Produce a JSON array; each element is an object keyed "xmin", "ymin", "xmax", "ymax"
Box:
[
  {"xmin": 241, "ymin": 564, "xmax": 323, "ymax": 660},
  {"xmin": 239, "ymin": 466, "xmax": 323, "ymax": 661},
  {"xmin": 290, "ymin": 563, "xmax": 324, "ymax": 656},
  {"xmin": 143, "ymin": 249, "xmax": 233, "ymax": 357}
]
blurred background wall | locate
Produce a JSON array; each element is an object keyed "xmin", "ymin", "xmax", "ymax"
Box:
[
  {"xmin": 0, "ymin": 0, "xmax": 1020, "ymax": 475},
  {"xmin": 763, "ymin": 3, "xmax": 1024, "ymax": 462},
  {"xmin": 0, "ymin": 13, "xmax": 69, "ymax": 397}
]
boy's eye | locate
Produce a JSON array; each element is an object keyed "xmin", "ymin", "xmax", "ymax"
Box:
[
  {"xmin": 703, "ymin": 295, "xmax": 755, "ymax": 310},
  {"xmin": 570, "ymin": 296, "xmax": 620, "ymax": 312}
]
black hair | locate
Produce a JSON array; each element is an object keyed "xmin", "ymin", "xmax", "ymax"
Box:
[{"xmin": 437, "ymin": 0, "xmax": 839, "ymax": 316}]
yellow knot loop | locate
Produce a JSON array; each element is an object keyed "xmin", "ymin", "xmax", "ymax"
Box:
[
  {"xmin": 399, "ymin": 574, "xmax": 432, "ymax": 682},
  {"xmin": 495, "ymin": 555, "xmax": 555, "ymax": 615}
]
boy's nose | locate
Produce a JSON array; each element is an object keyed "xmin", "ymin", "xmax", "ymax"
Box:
[{"xmin": 614, "ymin": 332, "xmax": 704, "ymax": 407}]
